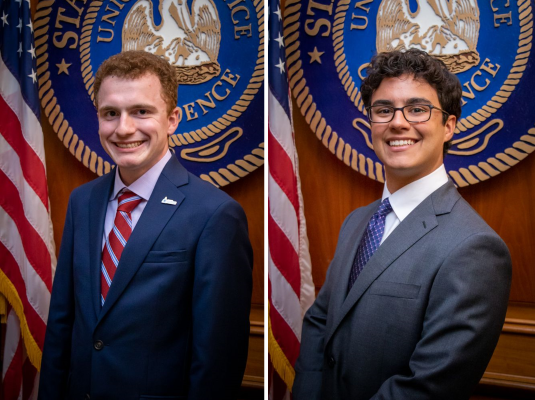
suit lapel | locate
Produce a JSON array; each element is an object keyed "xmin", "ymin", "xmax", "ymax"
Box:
[
  {"xmin": 89, "ymin": 173, "xmax": 115, "ymax": 319},
  {"xmin": 325, "ymin": 181, "xmax": 460, "ymax": 345},
  {"xmin": 325, "ymin": 201, "xmax": 378, "ymax": 334},
  {"xmin": 97, "ymin": 156, "xmax": 188, "ymax": 324}
]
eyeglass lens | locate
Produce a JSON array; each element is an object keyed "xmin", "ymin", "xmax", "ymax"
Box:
[{"xmin": 368, "ymin": 105, "xmax": 432, "ymax": 123}]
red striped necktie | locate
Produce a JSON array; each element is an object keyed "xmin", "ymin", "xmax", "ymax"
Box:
[{"xmin": 101, "ymin": 190, "xmax": 143, "ymax": 305}]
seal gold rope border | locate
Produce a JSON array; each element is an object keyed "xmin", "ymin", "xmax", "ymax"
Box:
[
  {"xmin": 283, "ymin": 0, "xmax": 535, "ymax": 186},
  {"xmin": 33, "ymin": 0, "xmax": 264, "ymax": 187}
]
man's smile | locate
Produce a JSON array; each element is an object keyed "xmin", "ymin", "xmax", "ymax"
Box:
[
  {"xmin": 388, "ymin": 139, "xmax": 417, "ymax": 147},
  {"xmin": 114, "ymin": 141, "xmax": 145, "ymax": 149}
]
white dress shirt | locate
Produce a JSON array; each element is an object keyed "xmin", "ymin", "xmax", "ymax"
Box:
[
  {"xmin": 102, "ymin": 151, "xmax": 172, "ymax": 249},
  {"xmin": 380, "ymin": 165, "xmax": 449, "ymax": 244}
]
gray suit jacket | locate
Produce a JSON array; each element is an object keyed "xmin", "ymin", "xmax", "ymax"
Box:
[{"xmin": 293, "ymin": 181, "xmax": 511, "ymax": 400}]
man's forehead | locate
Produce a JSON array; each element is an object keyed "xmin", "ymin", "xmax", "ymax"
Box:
[
  {"xmin": 97, "ymin": 72, "xmax": 165, "ymax": 106},
  {"xmin": 371, "ymin": 74, "xmax": 439, "ymax": 102}
]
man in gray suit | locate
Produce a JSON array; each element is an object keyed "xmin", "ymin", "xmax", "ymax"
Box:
[{"xmin": 293, "ymin": 49, "xmax": 512, "ymax": 400}]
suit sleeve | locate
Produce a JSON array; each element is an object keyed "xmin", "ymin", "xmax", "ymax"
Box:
[
  {"xmin": 371, "ymin": 232, "xmax": 512, "ymax": 400},
  {"xmin": 187, "ymin": 199, "xmax": 253, "ymax": 400},
  {"xmin": 293, "ymin": 215, "xmax": 353, "ymax": 400},
  {"xmin": 38, "ymin": 195, "xmax": 76, "ymax": 400},
  {"xmin": 292, "ymin": 268, "xmax": 332, "ymax": 400}
]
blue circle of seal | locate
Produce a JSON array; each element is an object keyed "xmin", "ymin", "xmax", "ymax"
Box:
[
  {"xmin": 35, "ymin": 0, "xmax": 264, "ymax": 187},
  {"xmin": 284, "ymin": 0, "xmax": 535, "ymax": 186}
]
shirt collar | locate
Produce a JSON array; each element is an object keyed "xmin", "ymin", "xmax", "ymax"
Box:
[
  {"xmin": 382, "ymin": 165, "xmax": 449, "ymax": 222},
  {"xmin": 110, "ymin": 151, "xmax": 172, "ymax": 201}
]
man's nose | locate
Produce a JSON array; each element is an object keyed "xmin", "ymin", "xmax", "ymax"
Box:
[
  {"xmin": 115, "ymin": 113, "xmax": 135, "ymax": 135},
  {"xmin": 389, "ymin": 108, "xmax": 411, "ymax": 129}
]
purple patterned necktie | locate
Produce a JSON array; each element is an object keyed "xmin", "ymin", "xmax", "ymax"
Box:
[{"xmin": 348, "ymin": 198, "xmax": 393, "ymax": 290}]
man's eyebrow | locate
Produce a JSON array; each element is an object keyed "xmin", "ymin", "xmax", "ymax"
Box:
[
  {"xmin": 371, "ymin": 98, "xmax": 433, "ymax": 106},
  {"xmin": 371, "ymin": 99, "xmax": 393, "ymax": 106},
  {"xmin": 129, "ymin": 103, "xmax": 158, "ymax": 110},
  {"xmin": 98, "ymin": 105, "xmax": 116, "ymax": 113},
  {"xmin": 98, "ymin": 104, "xmax": 158, "ymax": 112},
  {"xmin": 406, "ymin": 97, "xmax": 432, "ymax": 105}
]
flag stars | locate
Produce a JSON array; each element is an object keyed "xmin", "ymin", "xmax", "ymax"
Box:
[
  {"xmin": 28, "ymin": 44, "xmax": 36, "ymax": 58},
  {"xmin": 17, "ymin": 18, "xmax": 22, "ymax": 32},
  {"xmin": 28, "ymin": 69, "xmax": 37, "ymax": 84},
  {"xmin": 275, "ymin": 58, "xmax": 285, "ymax": 74},
  {"xmin": 27, "ymin": 20, "xmax": 33, "ymax": 33},
  {"xmin": 274, "ymin": 32, "xmax": 284, "ymax": 48},
  {"xmin": 273, "ymin": 6, "xmax": 282, "ymax": 21},
  {"xmin": 1, "ymin": 11, "xmax": 9, "ymax": 26},
  {"xmin": 17, "ymin": 43, "xmax": 23, "ymax": 57},
  {"xmin": 15, "ymin": 0, "xmax": 22, "ymax": 5}
]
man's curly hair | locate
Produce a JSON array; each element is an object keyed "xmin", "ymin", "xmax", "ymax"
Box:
[
  {"xmin": 94, "ymin": 50, "xmax": 178, "ymax": 115},
  {"xmin": 360, "ymin": 49, "xmax": 462, "ymax": 155}
]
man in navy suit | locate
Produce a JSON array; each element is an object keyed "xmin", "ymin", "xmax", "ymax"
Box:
[
  {"xmin": 39, "ymin": 51, "xmax": 253, "ymax": 399},
  {"xmin": 293, "ymin": 49, "xmax": 512, "ymax": 399}
]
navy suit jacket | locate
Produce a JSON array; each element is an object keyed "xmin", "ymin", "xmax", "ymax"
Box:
[
  {"xmin": 39, "ymin": 156, "xmax": 253, "ymax": 400},
  {"xmin": 293, "ymin": 181, "xmax": 511, "ymax": 400}
]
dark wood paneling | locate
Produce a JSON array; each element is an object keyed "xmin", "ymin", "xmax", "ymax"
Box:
[
  {"xmin": 222, "ymin": 168, "xmax": 264, "ymax": 306},
  {"xmin": 459, "ymin": 160, "xmax": 535, "ymax": 303}
]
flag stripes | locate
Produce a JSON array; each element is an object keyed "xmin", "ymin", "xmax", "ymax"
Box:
[
  {"xmin": 268, "ymin": 0, "xmax": 315, "ymax": 394},
  {"xmin": 0, "ymin": 172, "xmax": 52, "ymax": 291},
  {"xmin": 1, "ymin": 0, "xmax": 56, "ymax": 396}
]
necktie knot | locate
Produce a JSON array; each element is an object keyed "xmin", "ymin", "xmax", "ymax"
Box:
[
  {"xmin": 376, "ymin": 197, "xmax": 393, "ymax": 217},
  {"xmin": 117, "ymin": 190, "xmax": 142, "ymax": 213}
]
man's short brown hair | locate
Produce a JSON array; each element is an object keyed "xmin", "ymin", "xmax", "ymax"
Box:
[{"xmin": 94, "ymin": 51, "xmax": 178, "ymax": 115}]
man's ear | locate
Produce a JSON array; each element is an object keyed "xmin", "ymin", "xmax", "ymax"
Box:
[
  {"xmin": 167, "ymin": 107, "xmax": 181, "ymax": 135},
  {"xmin": 444, "ymin": 115, "xmax": 456, "ymax": 142}
]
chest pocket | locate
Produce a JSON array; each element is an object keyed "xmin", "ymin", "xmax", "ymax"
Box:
[
  {"xmin": 144, "ymin": 250, "xmax": 187, "ymax": 263},
  {"xmin": 369, "ymin": 281, "xmax": 420, "ymax": 299}
]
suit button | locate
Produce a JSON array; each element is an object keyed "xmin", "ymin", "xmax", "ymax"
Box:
[
  {"xmin": 328, "ymin": 356, "xmax": 336, "ymax": 367},
  {"xmin": 94, "ymin": 340, "xmax": 104, "ymax": 350}
]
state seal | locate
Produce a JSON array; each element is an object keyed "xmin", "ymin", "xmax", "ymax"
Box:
[
  {"xmin": 284, "ymin": 0, "xmax": 535, "ymax": 186},
  {"xmin": 34, "ymin": 0, "xmax": 264, "ymax": 186}
]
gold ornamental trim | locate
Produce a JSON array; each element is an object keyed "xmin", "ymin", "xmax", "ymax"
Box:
[
  {"xmin": 33, "ymin": 0, "xmax": 264, "ymax": 186},
  {"xmin": 283, "ymin": 0, "xmax": 535, "ymax": 186}
]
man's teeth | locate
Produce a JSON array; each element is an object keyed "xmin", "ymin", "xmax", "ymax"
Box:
[
  {"xmin": 389, "ymin": 140, "xmax": 415, "ymax": 147},
  {"xmin": 116, "ymin": 142, "xmax": 143, "ymax": 148}
]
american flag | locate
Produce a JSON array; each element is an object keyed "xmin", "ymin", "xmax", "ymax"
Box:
[
  {"xmin": 0, "ymin": 0, "xmax": 56, "ymax": 397},
  {"xmin": 268, "ymin": 0, "xmax": 315, "ymax": 397}
]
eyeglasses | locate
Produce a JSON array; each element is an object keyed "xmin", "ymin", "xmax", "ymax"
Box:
[{"xmin": 366, "ymin": 104, "xmax": 450, "ymax": 123}]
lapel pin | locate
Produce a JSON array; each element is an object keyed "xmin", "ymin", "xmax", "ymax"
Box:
[{"xmin": 161, "ymin": 196, "xmax": 177, "ymax": 206}]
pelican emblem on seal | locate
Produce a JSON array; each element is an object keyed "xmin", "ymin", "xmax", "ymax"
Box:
[
  {"xmin": 376, "ymin": 0, "xmax": 480, "ymax": 73},
  {"xmin": 122, "ymin": 0, "xmax": 221, "ymax": 84}
]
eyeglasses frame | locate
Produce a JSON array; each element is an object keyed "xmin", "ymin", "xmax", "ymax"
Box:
[{"xmin": 366, "ymin": 104, "xmax": 450, "ymax": 124}]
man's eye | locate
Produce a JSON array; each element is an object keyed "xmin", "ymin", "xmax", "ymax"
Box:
[
  {"xmin": 407, "ymin": 105, "xmax": 429, "ymax": 114},
  {"xmin": 137, "ymin": 109, "xmax": 148, "ymax": 115},
  {"xmin": 106, "ymin": 110, "xmax": 117, "ymax": 117},
  {"xmin": 375, "ymin": 107, "xmax": 393, "ymax": 115}
]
